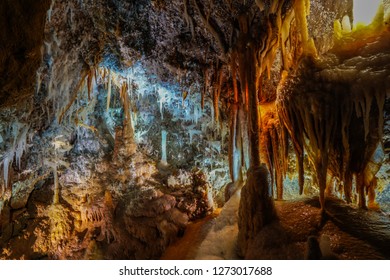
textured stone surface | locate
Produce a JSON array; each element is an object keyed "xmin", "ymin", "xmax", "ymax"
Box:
[
  {"xmin": 0, "ymin": 0, "xmax": 389, "ymax": 261},
  {"xmin": 0, "ymin": 0, "xmax": 50, "ymax": 105},
  {"xmin": 238, "ymin": 165, "xmax": 276, "ymax": 257},
  {"xmin": 10, "ymin": 180, "xmax": 35, "ymax": 209}
]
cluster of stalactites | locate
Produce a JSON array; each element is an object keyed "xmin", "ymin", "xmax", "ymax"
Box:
[
  {"xmin": 198, "ymin": 0, "xmax": 317, "ymax": 118},
  {"xmin": 259, "ymin": 0, "xmax": 390, "ymax": 210},
  {"xmin": 276, "ymin": 15, "xmax": 389, "ymax": 208},
  {"xmin": 279, "ymin": 83, "xmax": 386, "ymax": 209},
  {"xmin": 61, "ymin": 67, "xmax": 134, "ymax": 124},
  {"xmin": 260, "ymin": 109, "xmax": 290, "ymax": 200},
  {"xmin": 202, "ymin": 63, "xmax": 227, "ymax": 125},
  {"xmin": 223, "ymin": 0, "xmax": 316, "ymax": 183},
  {"xmin": 255, "ymin": 0, "xmax": 317, "ymax": 197},
  {"xmin": 98, "ymin": 67, "xmax": 137, "ymax": 157},
  {"xmin": 56, "ymin": 65, "xmax": 138, "ymax": 161},
  {"xmin": 0, "ymin": 123, "xmax": 30, "ymax": 198}
]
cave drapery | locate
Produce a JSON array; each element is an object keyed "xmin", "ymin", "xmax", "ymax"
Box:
[{"xmin": 0, "ymin": 0, "xmax": 389, "ymax": 260}]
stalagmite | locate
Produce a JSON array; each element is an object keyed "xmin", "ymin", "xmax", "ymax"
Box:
[
  {"xmin": 161, "ymin": 129, "xmax": 168, "ymax": 165},
  {"xmin": 47, "ymin": 0, "xmax": 56, "ymax": 22},
  {"xmin": 158, "ymin": 88, "xmax": 165, "ymax": 120},
  {"xmin": 342, "ymin": 15, "xmax": 352, "ymax": 32}
]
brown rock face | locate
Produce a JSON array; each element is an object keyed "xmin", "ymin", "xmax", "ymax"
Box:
[{"xmin": 0, "ymin": 0, "xmax": 50, "ymax": 106}]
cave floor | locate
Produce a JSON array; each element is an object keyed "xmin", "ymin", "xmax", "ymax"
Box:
[
  {"xmin": 161, "ymin": 210, "xmax": 221, "ymax": 260},
  {"xmin": 2, "ymin": 193, "xmax": 389, "ymax": 260},
  {"xmin": 162, "ymin": 197, "xmax": 390, "ymax": 260},
  {"xmin": 273, "ymin": 197, "xmax": 390, "ymax": 260}
]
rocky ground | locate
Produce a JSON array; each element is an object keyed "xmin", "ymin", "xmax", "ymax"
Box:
[{"xmin": 161, "ymin": 196, "xmax": 390, "ymax": 260}]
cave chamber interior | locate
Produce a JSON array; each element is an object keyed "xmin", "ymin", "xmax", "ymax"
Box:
[{"xmin": 0, "ymin": 0, "xmax": 390, "ymax": 260}]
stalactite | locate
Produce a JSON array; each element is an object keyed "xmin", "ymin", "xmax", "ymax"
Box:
[
  {"xmin": 201, "ymin": 68, "xmax": 207, "ymax": 110},
  {"xmin": 159, "ymin": 88, "xmax": 165, "ymax": 120},
  {"xmin": 213, "ymin": 67, "xmax": 223, "ymax": 124},
  {"xmin": 294, "ymin": 0, "xmax": 309, "ymax": 44},
  {"xmin": 296, "ymin": 148, "xmax": 304, "ymax": 195},
  {"xmin": 277, "ymin": 23, "xmax": 389, "ymax": 208},
  {"xmin": 280, "ymin": 9, "xmax": 295, "ymax": 71},
  {"xmin": 228, "ymin": 103, "xmax": 238, "ymax": 181},
  {"xmin": 106, "ymin": 70, "xmax": 112, "ymax": 111},
  {"xmin": 265, "ymin": 130, "xmax": 275, "ymax": 197},
  {"xmin": 228, "ymin": 51, "xmax": 244, "ymax": 183},
  {"xmin": 36, "ymin": 71, "xmax": 42, "ymax": 94},
  {"xmin": 375, "ymin": 89, "xmax": 386, "ymax": 141},
  {"xmin": 53, "ymin": 164, "xmax": 59, "ymax": 204},
  {"xmin": 367, "ymin": 177, "xmax": 378, "ymax": 209},
  {"xmin": 239, "ymin": 108, "xmax": 250, "ymax": 172},
  {"xmin": 87, "ymin": 67, "xmax": 94, "ymax": 101},
  {"xmin": 47, "ymin": 0, "xmax": 56, "ymax": 22},
  {"xmin": 183, "ymin": 0, "xmax": 195, "ymax": 38},
  {"xmin": 192, "ymin": 0, "xmax": 228, "ymax": 54},
  {"xmin": 344, "ymin": 170, "xmax": 353, "ymax": 203},
  {"xmin": 277, "ymin": 92, "xmax": 305, "ymax": 194},
  {"xmin": 229, "ymin": 104, "xmax": 247, "ymax": 183},
  {"xmin": 356, "ymin": 172, "xmax": 367, "ymax": 209},
  {"xmin": 282, "ymin": 121, "xmax": 289, "ymax": 169},
  {"xmin": 340, "ymin": 97, "xmax": 352, "ymax": 186},
  {"xmin": 2, "ymin": 153, "xmax": 12, "ymax": 194},
  {"xmin": 58, "ymin": 71, "xmax": 88, "ymax": 124},
  {"xmin": 231, "ymin": 52, "xmax": 239, "ymax": 103},
  {"xmin": 120, "ymin": 82, "xmax": 130, "ymax": 122},
  {"xmin": 270, "ymin": 127, "xmax": 283, "ymax": 200},
  {"xmin": 261, "ymin": 110, "xmax": 290, "ymax": 201},
  {"xmin": 293, "ymin": 0, "xmax": 317, "ymax": 56}
]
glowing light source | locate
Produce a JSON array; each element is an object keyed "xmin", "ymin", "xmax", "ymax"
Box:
[{"xmin": 353, "ymin": 0, "xmax": 381, "ymax": 26}]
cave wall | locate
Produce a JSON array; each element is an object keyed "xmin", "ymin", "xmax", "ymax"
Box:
[
  {"xmin": 0, "ymin": 0, "xmax": 227, "ymax": 260},
  {"xmin": 308, "ymin": 0, "xmax": 353, "ymax": 54},
  {"xmin": 0, "ymin": 0, "xmax": 51, "ymax": 106},
  {"xmin": 0, "ymin": 0, "xmax": 389, "ymax": 260}
]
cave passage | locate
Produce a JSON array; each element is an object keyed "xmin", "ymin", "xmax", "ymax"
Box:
[{"xmin": 0, "ymin": 0, "xmax": 390, "ymax": 260}]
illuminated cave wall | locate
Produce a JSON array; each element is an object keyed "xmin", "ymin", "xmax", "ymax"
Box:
[
  {"xmin": 0, "ymin": 0, "xmax": 232, "ymax": 259},
  {"xmin": 102, "ymin": 64, "xmax": 230, "ymax": 193},
  {"xmin": 0, "ymin": 0, "xmax": 389, "ymax": 260},
  {"xmin": 377, "ymin": 98, "xmax": 390, "ymax": 212},
  {"xmin": 257, "ymin": 0, "xmax": 390, "ymax": 209}
]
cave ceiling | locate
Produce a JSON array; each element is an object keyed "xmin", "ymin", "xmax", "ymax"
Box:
[{"xmin": 0, "ymin": 0, "xmax": 357, "ymax": 104}]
